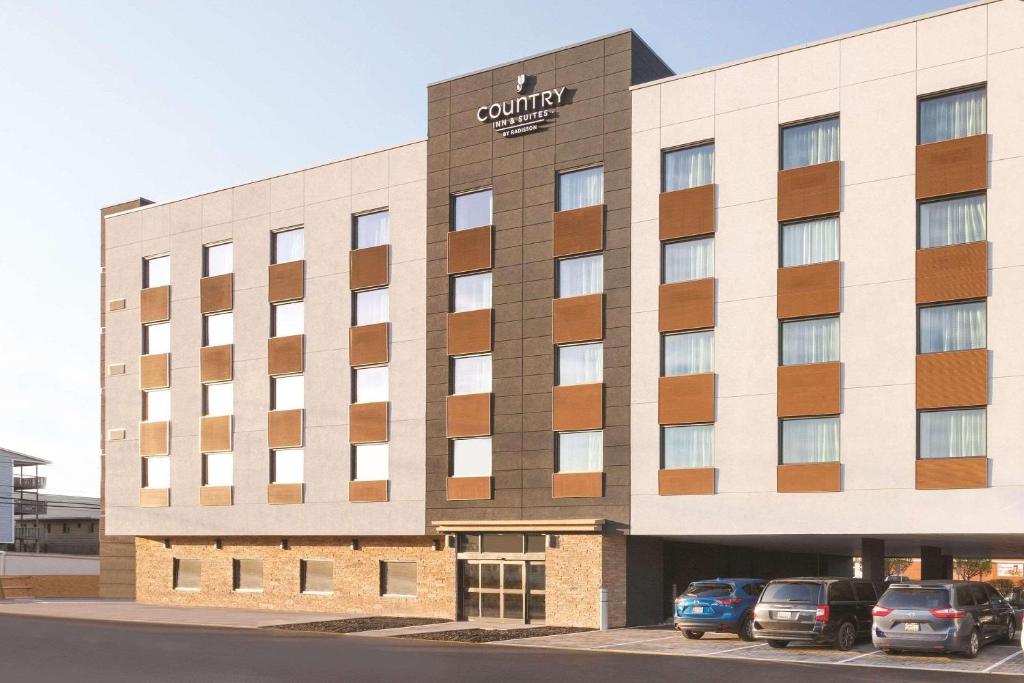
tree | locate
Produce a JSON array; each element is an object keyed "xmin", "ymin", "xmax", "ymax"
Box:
[
  {"xmin": 990, "ymin": 578, "xmax": 1015, "ymax": 596},
  {"xmin": 885, "ymin": 557, "xmax": 913, "ymax": 577},
  {"xmin": 954, "ymin": 558, "xmax": 992, "ymax": 581}
]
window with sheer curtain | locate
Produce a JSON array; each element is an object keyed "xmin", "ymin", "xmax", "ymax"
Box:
[
  {"xmin": 663, "ymin": 143, "xmax": 715, "ymax": 192},
  {"xmin": 557, "ymin": 254, "xmax": 603, "ymax": 297},
  {"xmin": 271, "ymin": 449, "xmax": 303, "ymax": 484},
  {"xmin": 272, "ymin": 228, "xmax": 304, "ymax": 264},
  {"xmin": 781, "ymin": 217, "xmax": 839, "ymax": 267},
  {"xmin": 203, "ymin": 382, "xmax": 233, "ymax": 416},
  {"xmin": 663, "ymin": 237, "xmax": 714, "ymax": 284},
  {"xmin": 143, "ymin": 456, "xmax": 170, "ymax": 488},
  {"xmin": 203, "ymin": 452, "xmax": 233, "ymax": 487},
  {"xmin": 663, "ymin": 331, "xmax": 714, "ymax": 376},
  {"xmin": 354, "ymin": 366, "xmax": 389, "ymax": 403},
  {"xmin": 557, "ymin": 431, "xmax": 603, "ymax": 473},
  {"xmin": 204, "ymin": 312, "xmax": 233, "ymax": 346},
  {"xmin": 662, "ymin": 424, "xmax": 714, "ymax": 469},
  {"xmin": 452, "ymin": 354, "xmax": 492, "ymax": 395},
  {"xmin": 558, "ymin": 167, "xmax": 604, "ymax": 211},
  {"xmin": 918, "ymin": 408, "xmax": 986, "ymax": 459},
  {"xmin": 355, "ymin": 288, "xmax": 389, "ymax": 325},
  {"xmin": 143, "ymin": 389, "xmax": 170, "ymax": 422},
  {"xmin": 781, "ymin": 417, "xmax": 839, "ymax": 464},
  {"xmin": 453, "ymin": 272, "xmax": 492, "ymax": 312},
  {"xmin": 453, "ymin": 189, "xmax": 492, "ymax": 231},
  {"xmin": 558, "ymin": 343, "xmax": 603, "ymax": 385},
  {"xmin": 353, "ymin": 443, "xmax": 389, "ymax": 480},
  {"xmin": 272, "ymin": 375, "xmax": 304, "ymax": 410},
  {"xmin": 918, "ymin": 301, "xmax": 986, "ymax": 353},
  {"xmin": 144, "ymin": 322, "xmax": 170, "ymax": 355},
  {"xmin": 781, "ymin": 317, "xmax": 839, "ymax": 366},
  {"xmin": 144, "ymin": 255, "xmax": 170, "ymax": 288},
  {"xmin": 354, "ymin": 210, "xmax": 390, "ymax": 248},
  {"xmin": 272, "ymin": 302, "xmax": 303, "ymax": 337},
  {"xmin": 204, "ymin": 242, "xmax": 233, "ymax": 277},
  {"xmin": 919, "ymin": 195, "xmax": 986, "ymax": 249},
  {"xmin": 451, "ymin": 437, "xmax": 492, "ymax": 477},
  {"xmin": 919, "ymin": 87, "xmax": 986, "ymax": 144},
  {"xmin": 781, "ymin": 117, "xmax": 839, "ymax": 169}
]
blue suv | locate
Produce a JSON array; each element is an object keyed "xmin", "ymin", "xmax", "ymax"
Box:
[{"xmin": 674, "ymin": 578, "xmax": 768, "ymax": 641}]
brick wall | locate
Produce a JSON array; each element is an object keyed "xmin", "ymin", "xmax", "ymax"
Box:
[{"xmin": 546, "ymin": 532, "xmax": 626, "ymax": 628}]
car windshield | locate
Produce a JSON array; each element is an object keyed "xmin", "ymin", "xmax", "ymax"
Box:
[
  {"xmin": 761, "ymin": 582, "xmax": 820, "ymax": 604},
  {"xmin": 878, "ymin": 587, "xmax": 950, "ymax": 610},
  {"xmin": 684, "ymin": 582, "xmax": 732, "ymax": 597}
]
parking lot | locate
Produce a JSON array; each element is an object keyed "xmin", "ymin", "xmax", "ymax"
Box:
[{"xmin": 501, "ymin": 626, "xmax": 1024, "ymax": 676}]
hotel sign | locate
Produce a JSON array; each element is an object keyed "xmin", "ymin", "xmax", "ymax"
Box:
[{"xmin": 476, "ymin": 75, "xmax": 568, "ymax": 138}]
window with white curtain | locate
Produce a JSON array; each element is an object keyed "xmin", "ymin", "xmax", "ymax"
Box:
[
  {"xmin": 203, "ymin": 452, "xmax": 233, "ymax": 486},
  {"xmin": 143, "ymin": 456, "xmax": 170, "ymax": 488},
  {"xmin": 663, "ymin": 330, "xmax": 714, "ymax": 376},
  {"xmin": 452, "ymin": 355, "xmax": 491, "ymax": 395},
  {"xmin": 143, "ymin": 255, "xmax": 170, "ymax": 288},
  {"xmin": 451, "ymin": 437, "xmax": 492, "ymax": 477},
  {"xmin": 557, "ymin": 343, "xmax": 603, "ymax": 385},
  {"xmin": 355, "ymin": 288, "xmax": 389, "ymax": 325},
  {"xmin": 918, "ymin": 408, "xmax": 986, "ymax": 459},
  {"xmin": 271, "ymin": 449, "xmax": 303, "ymax": 484},
  {"xmin": 354, "ymin": 366, "xmax": 389, "ymax": 403},
  {"xmin": 272, "ymin": 302, "xmax": 303, "ymax": 337},
  {"xmin": 272, "ymin": 375, "xmax": 304, "ymax": 410},
  {"xmin": 781, "ymin": 417, "xmax": 839, "ymax": 464},
  {"xmin": 452, "ymin": 272, "xmax": 492, "ymax": 312},
  {"xmin": 781, "ymin": 117, "xmax": 839, "ymax": 169},
  {"xmin": 204, "ymin": 312, "xmax": 233, "ymax": 346},
  {"xmin": 662, "ymin": 424, "xmax": 714, "ymax": 469},
  {"xmin": 143, "ymin": 389, "xmax": 170, "ymax": 422},
  {"xmin": 558, "ymin": 167, "xmax": 604, "ymax": 211},
  {"xmin": 272, "ymin": 228, "xmax": 304, "ymax": 264},
  {"xmin": 557, "ymin": 254, "xmax": 603, "ymax": 297},
  {"xmin": 144, "ymin": 322, "xmax": 170, "ymax": 355},
  {"xmin": 557, "ymin": 431, "xmax": 603, "ymax": 473},
  {"xmin": 453, "ymin": 189, "xmax": 492, "ymax": 231},
  {"xmin": 781, "ymin": 217, "xmax": 839, "ymax": 267},
  {"xmin": 353, "ymin": 443, "xmax": 389, "ymax": 480},
  {"xmin": 919, "ymin": 194, "xmax": 986, "ymax": 249},
  {"xmin": 663, "ymin": 143, "xmax": 715, "ymax": 192},
  {"xmin": 918, "ymin": 87, "xmax": 986, "ymax": 144},
  {"xmin": 203, "ymin": 382, "xmax": 233, "ymax": 416},
  {"xmin": 918, "ymin": 301, "xmax": 986, "ymax": 353},
  {"xmin": 663, "ymin": 237, "xmax": 714, "ymax": 284},
  {"xmin": 781, "ymin": 317, "xmax": 839, "ymax": 366},
  {"xmin": 204, "ymin": 242, "xmax": 233, "ymax": 277},
  {"xmin": 354, "ymin": 210, "xmax": 390, "ymax": 248}
]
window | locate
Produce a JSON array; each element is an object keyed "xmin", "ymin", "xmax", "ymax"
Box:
[
  {"xmin": 453, "ymin": 189, "xmax": 492, "ymax": 231},
  {"xmin": 272, "ymin": 302, "xmax": 303, "ymax": 337},
  {"xmin": 662, "ymin": 424, "xmax": 713, "ymax": 469},
  {"xmin": 144, "ymin": 322, "xmax": 170, "ymax": 355},
  {"xmin": 144, "ymin": 255, "xmax": 170, "ymax": 288},
  {"xmin": 557, "ymin": 343, "xmax": 603, "ymax": 385},
  {"xmin": 233, "ymin": 558, "xmax": 263, "ymax": 592},
  {"xmin": 557, "ymin": 431, "xmax": 603, "ymax": 473},
  {"xmin": 663, "ymin": 237, "xmax": 713, "ymax": 283},
  {"xmin": 829, "ymin": 581, "xmax": 855, "ymax": 602},
  {"xmin": 919, "ymin": 408, "xmax": 985, "ymax": 459},
  {"xmin": 143, "ymin": 456, "xmax": 170, "ymax": 488},
  {"xmin": 919, "ymin": 87, "xmax": 986, "ymax": 144},
  {"xmin": 143, "ymin": 389, "xmax": 170, "ymax": 422},
  {"xmin": 354, "ymin": 210, "xmax": 389, "ymax": 249},
  {"xmin": 354, "ymin": 366, "xmax": 389, "ymax": 403},
  {"xmin": 381, "ymin": 561, "xmax": 417, "ymax": 597},
  {"xmin": 353, "ymin": 443, "xmax": 389, "ymax": 481},
  {"xmin": 173, "ymin": 558, "xmax": 201, "ymax": 591},
  {"xmin": 663, "ymin": 143, "xmax": 714, "ymax": 192},
  {"xmin": 203, "ymin": 452, "xmax": 233, "ymax": 487},
  {"xmin": 203, "ymin": 382, "xmax": 233, "ymax": 416},
  {"xmin": 452, "ymin": 355, "xmax": 491, "ymax": 395},
  {"xmin": 781, "ymin": 417, "xmax": 839, "ymax": 464},
  {"xmin": 354, "ymin": 288, "xmax": 389, "ymax": 325},
  {"xmin": 272, "ymin": 228, "xmax": 304, "ymax": 263},
  {"xmin": 781, "ymin": 216, "xmax": 839, "ymax": 267},
  {"xmin": 918, "ymin": 301, "xmax": 985, "ymax": 353},
  {"xmin": 663, "ymin": 331, "xmax": 714, "ymax": 376},
  {"xmin": 301, "ymin": 559, "xmax": 334, "ymax": 594},
  {"xmin": 781, "ymin": 116, "xmax": 839, "ymax": 169},
  {"xmin": 781, "ymin": 317, "xmax": 839, "ymax": 366},
  {"xmin": 203, "ymin": 242, "xmax": 232, "ymax": 277},
  {"xmin": 854, "ymin": 582, "xmax": 878, "ymax": 602},
  {"xmin": 272, "ymin": 375, "xmax": 304, "ymax": 410},
  {"xmin": 451, "ymin": 437, "xmax": 492, "ymax": 477},
  {"xmin": 271, "ymin": 449, "xmax": 303, "ymax": 484},
  {"xmin": 452, "ymin": 272, "xmax": 492, "ymax": 312},
  {"xmin": 919, "ymin": 194, "xmax": 986, "ymax": 249},
  {"xmin": 557, "ymin": 254, "xmax": 603, "ymax": 297},
  {"xmin": 204, "ymin": 312, "xmax": 233, "ymax": 346},
  {"xmin": 557, "ymin": 166, "xmax": 604, "ymax": 211}
]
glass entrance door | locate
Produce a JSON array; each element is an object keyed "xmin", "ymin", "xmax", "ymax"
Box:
[{"xmin": 461, "ymin": 560, "xmax": 545, "ymax": 623}]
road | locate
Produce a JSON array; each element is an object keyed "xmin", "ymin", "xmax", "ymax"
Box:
[{"xmin": 0, "ymin": 614, "xmax": 1003, "ymax": 682}]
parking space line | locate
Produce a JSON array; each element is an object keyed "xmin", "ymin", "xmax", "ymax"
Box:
[
  {"xmin": 708, "ymin": 642, "xmax": 767, "ymax": 655},
  {"xmin": 983, "ymin": 649, "xmax": 1023, "ymax": 673},
  {"xmin": 836, "ymin": 649, "xmax": 880, "ymax": 664},
  {"xmin": 593, "ymin": 634, "xmax": 681, "ymax": 649}
]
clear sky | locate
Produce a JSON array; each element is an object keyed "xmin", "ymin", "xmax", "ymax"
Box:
[{"xmin": 0, "ymin": 0, "xmax": 961, "ymax": 496}]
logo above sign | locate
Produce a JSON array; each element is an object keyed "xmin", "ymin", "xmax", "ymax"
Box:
[{"xmin": 476, "ymin": 74, "xmax": 569, "ymax": 138}]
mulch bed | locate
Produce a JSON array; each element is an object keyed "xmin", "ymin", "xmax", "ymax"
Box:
[
  {"xmin": 269, "ymin": 616, "xmax": 450, "ymax": 634},
  {"xmin": 399, "ymin": 626, "xmax": 592, "ymax": 643}
]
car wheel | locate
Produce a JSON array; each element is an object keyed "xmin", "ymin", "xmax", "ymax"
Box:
[
  {"xmin": 683, "ymin": 630, "xmax": 704, "ymax": 640},
  {"xmin": 963, "ymin": 629, "xmax": 981, "ymax": 659},
  {"xmin": 836, "ymin": 621, "xmax": 857, "ymax": 651},
  {"xmin": 767, "ymin": 640, "xmax": 788, "ymax": 649},
  {"xmin": 738, "ymin": 613, "xmax": 755, "ymax": 642},
  {"xmin": 1005, "ymin": 618, "xmax": 1017, "ymax": 644}
]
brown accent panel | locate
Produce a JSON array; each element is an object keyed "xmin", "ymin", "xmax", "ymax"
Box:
[
  {"xmin": 108, "ymin": 298, "xmax": 126, "ymax": 311},
  {"xmin": 916, "ymin": 241, "xmax": 988, "ymax": 304},
  {"xmin": 777, "ymin": 462, "xmax": 841, "ymax": 493},
  {"xmin": 659, "ymin": 467, "xmax": 716, "ymax": 495},
  {"xmin": 916, "ymin": 349, "xmax": 989, "ymax": 409},
  {"xmin": 268, "ymin": 260, "xmax": 304, "ymax": 303},
  {"xmin": 268, "ymin": 334, "xmax": 304, "ymax": 376},
  {"xmin": 553, "ymin": 205, "xmax": 604, "ymax": 257},
  {"xmin": 552, "ymin": 383, "xmax": 604, "ymax": 431},
  {"xmin": 447, "ymin": 309, "xmax": 493, "ymax": 356},
  {"xmin": 447, "ymin": 225, "xmax": 493, "ymax": 274},
  {"xmin": 777, "ymin": 160, "xmax": 841, "ymax": 222},
  {"xmin": 777, "ymin": 261, "xmax": 841, "ymax": 320},
  {"xmin": 349, "ymin": 323, "xmax": 390, "ymax": 366},
  {"xmin": 446, "ymin": 476, "xmax": 493, "ymax": 501},
  {"xmin": 916, "ymin": 134, "xmax": 988, "ymax": 200},
  {"xmin": 551, "ymin": 472, "xmax": 604, "ymax": 499},
  {"xmin": 200, "ymin": 416, "xmax": 232, "ymax": 453},
  {"xmin": 267, "ymin": 409, "xmax": 303, "ymax": 449},
  {"xmin": 267, "ymin": 483, "xmax": 303, "ymax": 505},
  {"xmin": 139, "ymin": 353, "xmax": 169, "ymax": 390},
  {"xmin": 199, "ymin": 486, "xmax": 232, "ymax": 506},
  {"xmin": 139, "ymin": 488, "xmax": 169, "ymax": 508},
  {"xmin": 446, "ymin": 393, "xmax": 492, "ymax": 437},
  {"xmin": 659, "ymin": 279, "xmax": 715, "ymax": 333},
  {"xmin": 552, "ymin": 293, "xmax": 604, "ymax": 344},
  {"xmin": 916, "ymin": 456, "xmax": 988, "ymax": 490},
  {"xmin": 349, "ymin": 479, "xmax": 389, "ymax": 502},
  {"xmin": 140, "ymin": 286, "xmax": 170, "ymax": 323},
  {"xmin": 777, "ymin": 362, "xmax": 841, "ymax": 418},
  {"xmin": 200, "ymin": 344, "xmax": 233, "ymax": 383},
  {"xmin": 658, "ymin": 374, "xmax": 715, "ymax": 425},
  {"xmin": 659, "ymin": 184, "xmax": 716, "ymax": 240},
  {"xmin": 200, "ymin": 273, "xmax": 233, "ymax": 314},
  {"xmin": 350, "ymin": 245, "xmax": 390, "ymax": 291},
  {"xmin": 139, "ymin": 421, "xmax": 169, "ymax": 456},
  {"xmin": 349, "ymin": 402, "xmax": 389, "ymax": 444}
]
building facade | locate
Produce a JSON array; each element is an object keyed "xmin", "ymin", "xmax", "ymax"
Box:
[{"xmin": 101, "ymin": 0, "xmax": 1024, "ymax": 627}]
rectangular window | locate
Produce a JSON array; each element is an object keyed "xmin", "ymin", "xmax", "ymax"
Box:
[
  {"xmin": 663, "ymin": 143, "xmax": 714, "ymax": 192},
  {"xmin": 203, "ymin": 312, "xmax": 233, "ymax": 346},
  {"xmin": 557, "ymin": 431, "xmax": 603, "ymax": 473},
  {"xmin": 144, "ymin": 322, "xmax": 170, "ymax": 355},
  {"xmin": 272, "ymin": 302, "xmax": 304, "ymax": 337},
  {"xmin": 557, "ymin": 343, "xmax": 603, "ymax": 385},
  {"xmin": 173, "ymin": 558, "xmax": 201, "ymax": 591},
  {"xmin": 143, "ymin": 456, "xmax": 170, "ymax": 488},
  {"xmin": 353, "ymin": 443, "xmax": 389, "ymax": 481},
  {"xmin": 781, "ymin": 417, "xmax": 839, "ymax": 464},
  {"xmin": 451, "ymin": 437, "xmax": 492, "ymax": 477},
  {"xmin": 233, "ymin": 558, "xmax": 263, "ymax": 592},
  {"xmin": 353, "ymin": 366, "xmax": 389, "ymax": 403},
  {"xmin": 557, "ymin": 254, "xmax": 603, "ymax": 297},
  {"xmin": 919, "ymin": 87, "xmax": 986, "ymax": 144},
  {"xmin": 452, "ymin": 272, "xmax": 492, "ymax": 312},
  {"xmin": 203, "ymin": 242, "xmax": 233, "ymax": 277},
  {"xmin": 919, "ymin": 194, "xmax": 986, "ymax": 249},
  {"xmin": 143, "ymin": 389, "xmax": 170, "ymax": 422},
  {"xmin": 144, "ymin": 255, "xmax": 170, "ymax": 288},
  {"xmin": 203, "ymin": 382, "xmax": 233, "ymax": 417},
  {"xmin": 919, "ymin": 408, "xmax": 986, "ymax": 459},
  {"xmin": 453, "ymin": 189, "xmax": 492, "ymax": 231},
  {"xmin": 557, "ymin": 166, "xmax": 604, "ymax": 211},
  {"xmin": 781, "ymin": 317, "xmax": 839, "ymax": 366},
  {"xmin": 272, "ymin": 228, "xmax": 304, "ymax": 264},
  {"xmin": 663, "ymin": 237, "xmax": 714, "ymax": 284},
  {"xmin": 271, "ymin": 375, "xmax": 304, "ymax": 410},
  {"xmin": 663, "ymin": 330, "xmax": 714, "ymax": 376},
  {"xmin": 354, "ymin": 288, "xmax": 389, "ymax": 325},
  {"xmin": 202, "ymin": 452, "xmax": 233, "ymax": 487},
  {"xmin": 354, "ymin": 210, "xmax": 389, "ymax": 249},
  {"xmin": 301, "ymin": 559, "xmax": 334, "ymax": 594},
  {"xmin": 381, "ymin": 561, "xmax": 417, "ymax": 597},
  {"xmin": 662, "ymin": 424, "xmax": 714, "ymax": 469},
  {"xmin": 271, "ymin": 449, "xmax": 303, "ymax": 484},
  {"xmin": 781, "ymin": 216, "xmax": 839, "ymax": 267},
  {"xmin": 918, "ymin": 301, "xmax": 986, "ymax": 353},
  {"xmin": 781, "ymin": 116, "xmax": 839, "ymax": 169},
  {"xmin": 452, "ymin": 354, "xmax": 492, "ymax": 395}
]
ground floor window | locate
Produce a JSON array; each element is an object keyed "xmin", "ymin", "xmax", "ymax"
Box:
[
  {"xmin": 381, "ymin": 561, "xmax": 416, "ymax": 597},
  {"xmin": 233, "ymin": 558, "xmax": 263, "ymax": 592},
  {"xmin": 300, "ymin": 559, "xmax": 334, "ymax": 594},
  {"xmin": 173, "ymin": 558, "xmax": 201, "ymax": 591}
]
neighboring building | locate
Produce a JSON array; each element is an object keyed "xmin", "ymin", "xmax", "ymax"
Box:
[
  {"xmin": 0, "ymin": 447, "xmax": 50, "ymax": 552},
  {"xmin": 15, "ymin": 495, "xmax": 100, "ymax": 555},
  {"xmin": 100, "ymin": 0, "xmax": 1024, "ymax": 627}
]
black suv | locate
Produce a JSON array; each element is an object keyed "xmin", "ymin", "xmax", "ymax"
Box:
[{"xmin": 752, "ymin": 577, "xmax": 878, "ymax": 650}]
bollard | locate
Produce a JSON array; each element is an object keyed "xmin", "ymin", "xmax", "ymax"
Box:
[{"xmin": 599, "ymin": 587, "xmax": 609, "ymax": 630}]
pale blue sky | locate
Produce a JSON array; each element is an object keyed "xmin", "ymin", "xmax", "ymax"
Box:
[{"xmin": 0, "ymin": 0, "xmax": 959, "ymax": 495}]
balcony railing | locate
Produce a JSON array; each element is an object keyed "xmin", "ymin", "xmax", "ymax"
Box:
[
  {"xmin": 14, "ymin": 527, "xmax": 43, "ymax": 540},
  {"xmin": 14, "ymin": 502, "xmax": 47, "ymax": 516},
  {"xmin": 14, "ymin": 476, "xmax": 46, "ymax": 491}
]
